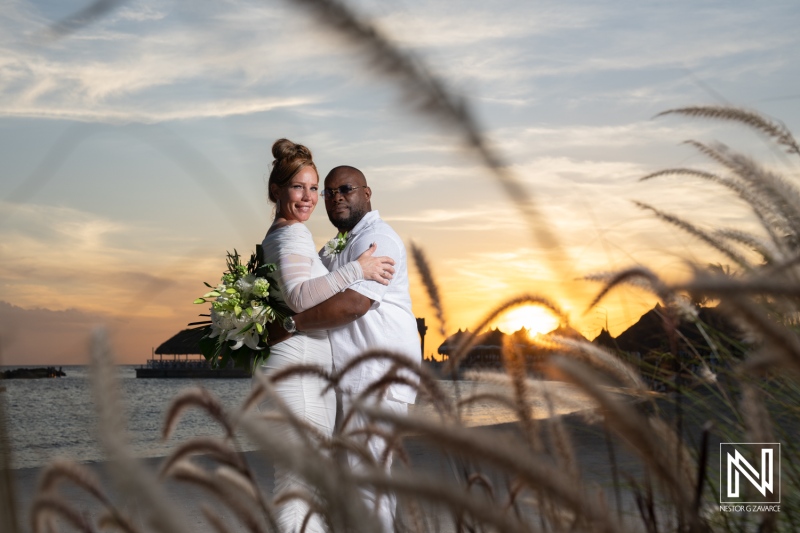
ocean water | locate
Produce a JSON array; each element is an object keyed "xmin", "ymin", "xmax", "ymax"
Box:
[
  {"xmin": 1, "ymin": 366, "xmax": 595, "ymax": 470},
  {"xmin": 1, "ymin": 365, "xmax": 258, "ymax": 470}
]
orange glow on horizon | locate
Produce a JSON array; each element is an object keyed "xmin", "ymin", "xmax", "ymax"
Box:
[{"xmin": 491, "ymin": 304, "xmax": 562, "ymax": 338}]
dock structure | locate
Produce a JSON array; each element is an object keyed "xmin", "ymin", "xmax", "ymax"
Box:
[{"xmin": 136, "ymin": 329, "xmax": 250, "ymax": 378}]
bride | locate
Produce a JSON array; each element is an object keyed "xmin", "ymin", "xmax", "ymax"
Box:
[{"xmin": 258, "ymin": 138, "xmax": 394, "ymax": 532}]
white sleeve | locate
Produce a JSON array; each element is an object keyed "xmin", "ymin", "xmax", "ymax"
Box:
[{"xmin": 276, "ymin": 254, "xmax": 363, "ymax": 313}]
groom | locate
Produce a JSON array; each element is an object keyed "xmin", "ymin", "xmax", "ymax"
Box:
[{"xmin": 272, "ymin": 165, "xmax": 420, "ymax": 530}]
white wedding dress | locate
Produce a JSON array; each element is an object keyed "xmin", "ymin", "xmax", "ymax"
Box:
[{"xmin": 259, "ymin": 222, "xmax": 363, "ymax": 533}]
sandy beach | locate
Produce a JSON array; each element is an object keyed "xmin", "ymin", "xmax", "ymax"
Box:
[
  {"xmin": 9, "ymin": 419, "xmax": 631, "ymax": 533},
  {"xmin": 6, "ymin": 379, "xmax": 742, "ymax": 532},
  {"xmin": 6, "ymin": 380, "xmax": 657, "ymax": 532}
]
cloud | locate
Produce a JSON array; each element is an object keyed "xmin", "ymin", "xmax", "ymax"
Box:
[
  {"xmin": 0, "ymin": 96, "xmax": 316, "ymax": 124},
  {"xmin": 0, "ymin": 1, "xmax": 335, "ymax": 123},
  {"xmin": 3, "ymin": 0, "xmax": 797, "ymax": 128},
  {"xmin": 0, "ymin": 201, "xmax": 219, "ymax": 317},
  {"xmin": 375, "ymin": 4, "xmax": 597, "ymax": 48},
  {"xmin": 0, "ymin": 300, "xmax": 190, "ymax": 365}
]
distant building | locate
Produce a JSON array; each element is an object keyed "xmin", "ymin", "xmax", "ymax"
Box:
[
  {"xmin": 136, "ymin": 328, "xmax": 250, "ymax": 378},
  {"xmin": 437, "ymin": 325, "xmax": 587, "ymax": 374}
]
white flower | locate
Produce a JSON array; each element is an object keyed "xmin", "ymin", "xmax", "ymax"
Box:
[
  {"xmin": 321, "ymin": 232, "xmax": 349, "ymax": 257},
  {"xmin": 234, "ymin": 273, "xmax": 255, "ymax": 294}
]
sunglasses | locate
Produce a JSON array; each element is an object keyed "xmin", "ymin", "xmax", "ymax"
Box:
[{"xmin": 321, "ymin": 185, "xmax": 366, "ymax": 198}]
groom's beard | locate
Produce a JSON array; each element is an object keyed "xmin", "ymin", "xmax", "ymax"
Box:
[{"xmin": 329, "ymin": 205, "xmax": 367, "ymax": 232}]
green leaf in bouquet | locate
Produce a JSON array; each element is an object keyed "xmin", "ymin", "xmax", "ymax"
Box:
[
  {"xmin": 234, "ymin": 305, "xmax": 242, "ymax": 317},
  {"xmin": 255, "ymin": 263, "xmax": 277, "ymax": 277},
  {"xmin": 203, "ymin": 281, "xmax": 214, "ymax": 288},
  {"xmin": 255, "ymin": 322, "xmax": 263, "ymax": 334},
  {"xmin": 193, "ymin": 298, "xmax": 206, "ymax": 304},
  {"xmin": 246, "ymin": 307, "xmax": 253, "ymax": 317},
  {"xmin": 252, "ymin": 349, "xmax": 270, "ymax": 370},
  {"xmin": 239, "ymin": 322, "xmax": 255, "ymax": 334},
  {"xmin": 226, "ymin": 288, "xmax": 237, "ymax": 294},
  {"xmin": 198, "ymin": 327, "xmax": 220, "ymax": 364},
  {"xmin": 203, "ymin": 291, "xmax": 221, "ymax": 298}
]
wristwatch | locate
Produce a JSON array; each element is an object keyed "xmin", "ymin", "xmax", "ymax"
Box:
[{"xmin": 283, "ymin": 315, "xmax": 297, "ymax": 334}]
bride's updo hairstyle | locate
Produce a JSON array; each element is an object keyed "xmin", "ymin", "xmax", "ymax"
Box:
[{"xmin": 268, "ymin": 138, "xmax": 317, "ymax": 203}]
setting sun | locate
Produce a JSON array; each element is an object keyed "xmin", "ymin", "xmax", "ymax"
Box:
[{"xmin": 492, "ymin": 305, "xmax": 561, "ymax": 338}]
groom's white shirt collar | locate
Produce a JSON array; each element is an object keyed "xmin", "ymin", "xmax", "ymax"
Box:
[{"xmin": 348, "ymin": 209, "xmax": 379, "ymax": 237}]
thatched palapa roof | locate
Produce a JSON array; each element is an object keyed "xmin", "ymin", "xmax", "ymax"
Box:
[{"xmin": 155, "ymin": 328, "xmax": 206, "ymax": 355}]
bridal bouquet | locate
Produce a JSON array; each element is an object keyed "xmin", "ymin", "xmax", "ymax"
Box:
[{"xmin": 191, "ymin": 248, "xmax": 289, "ymax": 369}]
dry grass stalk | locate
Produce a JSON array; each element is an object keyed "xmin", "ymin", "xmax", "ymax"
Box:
[
  {"xmin": 724, "ymin": 151, "xmax": 800, "ymax": 236},
  {"xmin": 713, "ymin": 228, "xmax": 784, "ymax": 264},
  {"xmin": 161, "ymin": 387, "xmax": 235, "ymax": 441},
  {"xmin": 351, "ymin": 470, "xmax": 536, "ymax": 533},
  {"xmin": 236, "ymin": 409, "xmax": 380, "ymax": 533},
  {"xmin": 676, "ymin": 273, "xmax": 800, "ymax": 299},
  {"xmin": 409, "ymin": 241, "xmax": 448, "ymax": 338},
  {"xmin": 36, "ymin": 459, "xmax": 139, "ymax": 533},
  {"xmin": 200, "ymin": 504, "xmax": 230, "ymax": 533},
  {"xmin": 42, "ymin": 0, "xmax": 126, "ymax": 41},
  {"xmin": 740, "ymin": 383, "xmax": 776, "ymax": 444},
  {"xmin": 466, "ymin": 472, "xmax": 496, "ymax": 500},
  {"xmin": 214, "ymin": 465, "xmax": 260, "ymax": 501},
  {"xmin": 640, "ymin": 168, "xmax": 724, "ymax": 183},
  {"xmin": 462, "ymin": 369, "xmax": 596, "ymax": 409},
  {"xmin": 260, "ymin": 364, "xmax": 334, "ymax": 389},
  {"xmin": 640, "ymin": 166, "xmax": 790, "ymax": 246},
  {"xmin": 96, "ymin": 511, "xmax": 141, "ymax": 533},
  {"xmin": 501, "ymin": 335, "xmax": 540, "ymax": 452},
  {"xmin": 331, "ymin": 349, "xmax": 457, "ymax": 422},
  {"xmin": 540, "ymin": 335, "xmax": 649, "ymax": 393},
  {"xmin": 656, "ymin": 106, "xmax": 800, "ymax": 156},
  {"xmin": 723, "ymin": 296, "xmax": 800, "ymax": 374},
  {"xmin": 285, "ymin": 0, "xmax": 562, "ymax": 254},
  {"xmin": 248, "ymin": 374, "xmax": 394, "ymax": 531},
  {"xmin": 549, "ymin": 357, "xmax": 703, "ymax": 528},
  {"xmin": 272, "ymin": 488, "xmax": 322, "ymax": 512},
  {"xmin": 158, "ymin": 437, "xmax": 247, "ymax": 478},
  {"xmin": 634, "ymin": 201, "xmax": 753, "ymax": 269},
  {"xmin": 537, "ymin": 385, "xmax": 581, "ymax": 485},
  {"xmin": 167, "ymin": 459, "xmax": 266, "ymax": 533},
  {"xmin": 31, "ymin": 494, "xmax": 93, "ymax": 533},
  {"xmin": 647, "ymin": 417, "xmax": 696, "ymax": 494},
  {"xmin": 248, "ymin": 372, "xmax": 328, "ymax": 449},
  {"xmin": 362, "ymin": 405, "xmax": 618, "ymax": 531},
  {"xmin": 89, "ymin": 328, "xmax": 192, "ymax": 533},
  {"xmin": 457, "ymin": 391, "xmax": 520, "ymax": 415},
  {"xmin": 342, "ymin": 423, "xmax": 409, "ymax": 468},
  {"xmin": 0, "ymin": 359, "xmax": 19, "ymax": 533},
  {"xmin": 585, "ymin": 266, "xmax": 670, "ymax": 311},
  {"xmin": 679, "ymin": 139, "xmax": 800, "ymax": 241},
  {"xmin": 330, "ymin": 349, "xmax": 439, "ymax": 395}
]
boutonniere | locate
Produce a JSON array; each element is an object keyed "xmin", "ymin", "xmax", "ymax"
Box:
[{"xmin": 322, "ymin": 231, "xmax": 349, "ymax": 257}]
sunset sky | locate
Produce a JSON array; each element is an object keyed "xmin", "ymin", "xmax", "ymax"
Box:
[{"xmin": 2, "ymin": 0, "xmax": 799, "ymax": 365}]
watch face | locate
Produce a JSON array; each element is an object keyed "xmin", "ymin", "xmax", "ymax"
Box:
[{"xmin": 283, "ymin": 316, "xmax": 296, "ymax": 332}]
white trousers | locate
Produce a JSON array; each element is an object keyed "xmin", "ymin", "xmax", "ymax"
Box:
[
  {"xmin": 340, "ymin": 394, "xmax": 408, "ymax": 533},
  {"xmin": 259, "ymin": 331, "xmax": 336, "ymax": 533}
]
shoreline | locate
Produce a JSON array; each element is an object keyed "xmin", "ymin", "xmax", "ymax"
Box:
[{"xmin": 7, "ymin": 414, "xmax": 642, "ymax": 533}]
